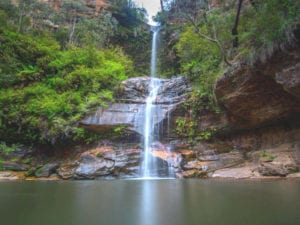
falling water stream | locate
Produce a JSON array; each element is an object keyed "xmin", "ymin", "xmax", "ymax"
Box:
[{"xmin": 142, "ymin": 26, "xmax": 161, "ymax": 178}]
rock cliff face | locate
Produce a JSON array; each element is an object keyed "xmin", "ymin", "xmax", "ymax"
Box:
[
  {"xmin": 215, "ymin": 46, "xmax": 300, "ymax": 128},
  {"xmin": 80, "ymin": 76, "xmax": 191, "ymax": 136},
  {"xmin": 200, "ymin": 30, "xmax": 300, "ymax": 178},
  {"xmin": 38, "ymin": 0, "xmax": 107, "ymax": 13}
]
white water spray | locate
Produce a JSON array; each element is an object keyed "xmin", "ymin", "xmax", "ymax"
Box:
[{"xmin": 142, "ymin": 27, "xmax": 160, "ymax": 178}]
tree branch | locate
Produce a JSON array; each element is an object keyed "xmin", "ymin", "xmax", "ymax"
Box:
[{"xmin": 185, "ymin": 14, "xmax": 232, "ymax": 66}]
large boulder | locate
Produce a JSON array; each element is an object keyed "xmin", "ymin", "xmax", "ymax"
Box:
[
  {"xmin": 57, "ymin": 146, "xmax": 142, "ymax": 179},
  {"xmin": 35, "ymin": 163, "xmax": 59, "ymax": 178},
  {"xmin": 75, "ymin": 157, "xmax": 114, "ymax": 178},
  {"xmin": 258, "ymin": 163, "xmax": 291, "ymax": 177}
]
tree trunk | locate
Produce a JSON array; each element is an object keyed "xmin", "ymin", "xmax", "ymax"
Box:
[
  {"xmin": 69, "ymin": 16, "xmax": 77, "ymax": 45},
  {"xmin": 17, "ymin": 7, "xmax": 23, "ymax": 33},
  {"xmin": 160, "ymin": 0, "xmax": 164, "ymax": 11},
  {"xmin": 232, "ymin": 0, "xmax": 243, "ymax": 48}
]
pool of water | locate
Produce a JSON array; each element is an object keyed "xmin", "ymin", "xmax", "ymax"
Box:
[{"xmin": 0, "ymin": 179, "xmax": 299, "ymax": 225}]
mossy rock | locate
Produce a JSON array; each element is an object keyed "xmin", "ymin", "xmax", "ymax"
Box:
[
  {"xmin": 25, "ymin": 167, "xmax": 36, "ymax": 177},
  {"xmin": 22, "ymin": 158, "xmax": 32, "ymax": 164},
  {"xmin": 35, "ymin": 163, "xmax": 59, "ymax": 178}
]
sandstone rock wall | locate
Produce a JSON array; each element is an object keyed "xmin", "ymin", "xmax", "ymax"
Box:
[{"xmin": 215, "ymin": 46, "xmax": 300, "ymax": 128}]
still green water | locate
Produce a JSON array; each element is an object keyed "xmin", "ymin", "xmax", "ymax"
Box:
[{"xmin": 0, "ymin": 179, "xmax": 299, "ymax": 225}]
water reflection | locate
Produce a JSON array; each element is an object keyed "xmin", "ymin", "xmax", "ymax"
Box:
[
  {"xmin": 138, "ymin": 179, "xmax": 185, "ymax": 225},
  {"xmin": 0, "ymin": 180, "xmax": 299, "ymax": 225}
]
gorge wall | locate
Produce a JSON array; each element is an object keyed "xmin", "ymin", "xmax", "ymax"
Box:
[
  {"xmin": 1, "ymin": 25, "xmax": 300, "ymax": 180},
  {"xmin": 189, "ymin": 27, "xmax": 300, "ymax": 178}
]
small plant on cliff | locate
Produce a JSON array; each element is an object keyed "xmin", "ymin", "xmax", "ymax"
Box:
[
  {"xmin": 113, "ymin": 125, "xmax": 126, "ymax": 133},
  {"xmin": 196, "ymin": 130, "xmax": 213, "ymax": 141},
  {"xmin": 260, "ymin": 151, "xmax": 275, "ymax": 161},
  {"xmin": 175, "ymin": 118, "xmax": 197, "ymax": 138}
]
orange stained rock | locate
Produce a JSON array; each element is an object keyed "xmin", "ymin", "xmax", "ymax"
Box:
[
  {"xmin": 180, "ymin": 150, "xmax": 195, "ymax": 157},
  {"xmin": 152, "ymin": 150, "xmax": 180, "ymax": 161},
  {"xmin": 37, "ymin": 0, "xmax": 108, "ymax": 13},
  {"xmin": 80, "ymin": 146, "xmax": 114, "ymax": 157}
]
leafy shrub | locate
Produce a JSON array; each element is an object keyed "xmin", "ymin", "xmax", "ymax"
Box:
[
  {"xmin": 0, "ymin": 29, "xmax": 133, "ymax": 145},
  {"xmin": 175, "ymin": 25, "xmax": 223, "ymax": 110},
  {"xmin": 175, "ymin": 118, "xmax": 196, "ymax": 138},
  {"xmin": 239, "ymin": 0, "xmax": 300, "ymax": 62},
  {"xmin": 260, "ymin": 151, "xmax": 275, "ymax": 161},
  {"xmin": 0, "ymin": 142, "xmax": 21, "ymax": 155},
  {"xmin": 0, "ymin": 28, "xmax": 59, "ymax": 87},
  {"xmin": 169, "ymin": 0, "xmax": 300, "ymax": 110}
]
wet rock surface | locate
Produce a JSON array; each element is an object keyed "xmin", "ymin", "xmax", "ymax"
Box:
[
  {"xmin": 57, "ymin": 146, "xmax": 142, "ymax": 179},
  {"xmin": 116, "ymin": 76, "xmax": 191, "ymax": 103},
  {"xmin": 1, "ymin": 140, "xmax": 299, "ymax": 180},
  {"xmin": 80, "ymin": 76, "xmax": 191, "ymax": 135},
  {"xmin": 149, "ymin": 141, "xmax": 300, "ymax": 179}
]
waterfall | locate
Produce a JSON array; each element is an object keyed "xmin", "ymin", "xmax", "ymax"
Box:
[{"xmin": 142, "ymin": 26, "xmax": 161, "ymax": 178}]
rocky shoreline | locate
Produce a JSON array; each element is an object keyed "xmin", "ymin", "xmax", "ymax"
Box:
[{"xmin": 1, "ymin": 140, "xmax": 299, "ymax": 181}]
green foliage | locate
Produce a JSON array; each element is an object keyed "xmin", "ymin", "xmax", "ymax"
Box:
[
  {"xmin": 0, "ymin": 0, "xmax": 147, "ymax": 147},
  {"xmin": 74, "ymin": 14, "xmax": 118, "ymax": 48},
  {"xmin": 260, "ymin": 151, "xmax": 275, "ymax": 161},
  {"xmin": 22, "ymin": 158, "xmax": 32, "ymax": 164},
  {"xmin": 0, "ymin": 28, "xmax": 133, "ymax": 145},
  {"xmin": 163, "ymin": 0, "xmax": 300, "ymax": 111},
  {"xmin": 0, "ymin": 142, "xmax": 21, "ymax": 155},
  {"xmin": 0, "ymin": 158, "xmax": 3, "ymax": 170},
  {"xmin": 10, "ymin": 157, "xmax": 19, "ymax": 163},
  {"xmin": 175, "ymin": 27, "xmax": 221, "ymax": 75},
  {"xmin": 113, "ymin": 125, "xmax": 126, "ymax": 134},
  {"xmin": 107, "ymin": 0, "xmax": 151, "ymax": 75},
  {"xmin": 175, "ymin": 118, "xmax": 217, "ymax": 142},
  {"xmin": 25, "ymin": 167, "xmax": 36, "ymax": 177},
  {"xmin": 239, "ymin": 0, "xmax": 300, "ymax": 61},
  {"xmin": 175, "ymin": 118, "xmax": 196, "ymax": 138},
  {"xmin": 195, "ymin": 128, "xmax": 218, "ymax": 141},
  {"xmin": 0, "ymin": 28, "xmax": 60, "ymax": 87},
  {"xmin": 175, "ymin": 25, "xmax": 223, "ymax": 110}
]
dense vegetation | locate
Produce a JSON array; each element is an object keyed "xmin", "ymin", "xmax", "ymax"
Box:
[
  {"xmin": 0, "ymin": 0, "xmax": 147, "ymax": 146},
  {"xmin": 158, "ymin": 0, "xmax": 300, "ymax": 111}
]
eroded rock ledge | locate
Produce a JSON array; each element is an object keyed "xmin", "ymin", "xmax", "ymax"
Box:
[
  {"xmin": 204, "ymin": 30, "xmax": 300, "ymax": 178},
  {"xmin": 79, "ymin": 76, "xmax": 191, "ymax": 135},
  {"xmin": 215, "ymin": 39, "xmax": 300, "ymax": 128}
]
